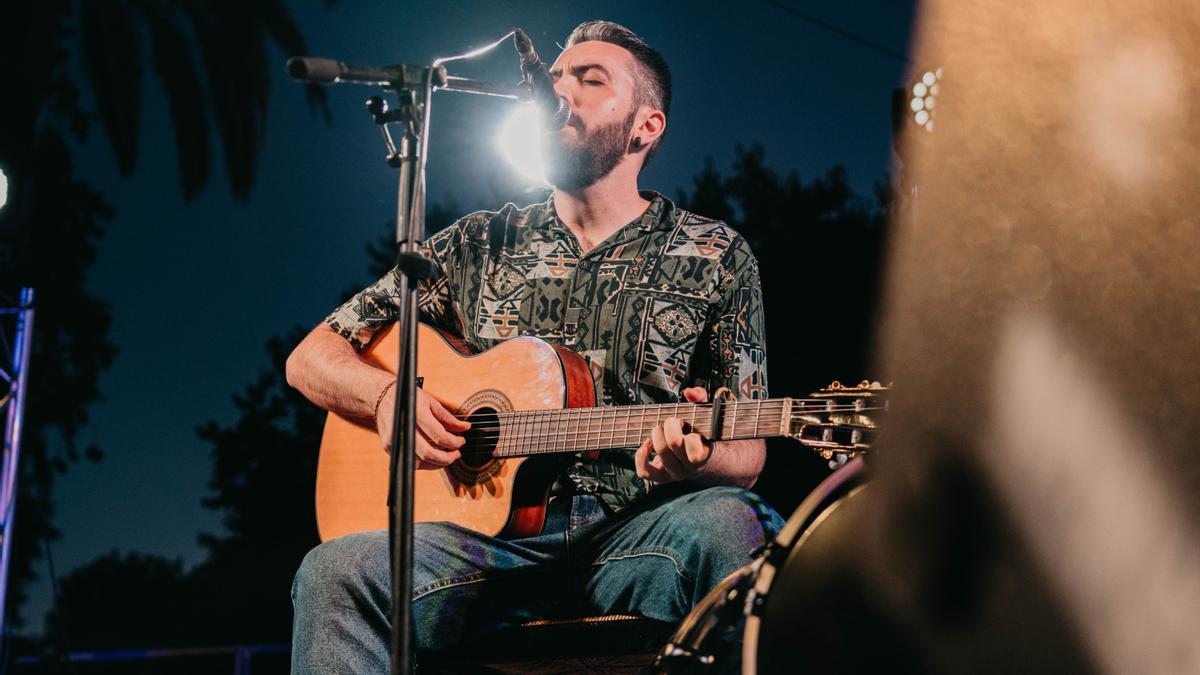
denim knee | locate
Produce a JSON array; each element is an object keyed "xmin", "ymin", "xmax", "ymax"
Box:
[
  {"xmin": 685, "ymin": 486, "xmax": 783, "ymax": 539},
  {"xmin": 293, "ymin": 531, "xmax": 389, "ymax": 609},
  {"xmin": 674, "ymin": 487, "xmax": 784, "ymax": 586}
]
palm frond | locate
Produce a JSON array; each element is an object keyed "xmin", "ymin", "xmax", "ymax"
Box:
[
  {"xmin": 79, "ymin": 0, "xmax": 143, "ymax": 175},
  {"xmin": 256, "ymin": 0, "xmax": 330, "ymax": 122},
  {"xmin": 184, "ymin": 4, "xmax": 270, "ymax": 201},
  {"xmin": 137, "ymin": 1, "xmax": 212, "ymax": 201}
]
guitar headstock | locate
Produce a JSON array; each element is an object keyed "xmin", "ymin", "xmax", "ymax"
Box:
[{"xmin": 785, "ymin": 380, "xmax": 889, "ymax": 467}]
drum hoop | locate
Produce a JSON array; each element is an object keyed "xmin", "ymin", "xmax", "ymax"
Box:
[{"xmin": 742, "ymin": 458, "xmax": 869, "ymax": 674}]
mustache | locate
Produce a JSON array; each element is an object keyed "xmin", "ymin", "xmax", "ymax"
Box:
[
  {"xmin": 564, "ymin": 115, "xmax": 586, "ymax": 131},
  {"xmin": 543, "ymin": 117, "xmax": 585, "ymax": 136}
]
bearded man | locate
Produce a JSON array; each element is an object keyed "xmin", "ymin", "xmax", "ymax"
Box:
[{"xmin": 286, "ymin": 20, "xmax": 783, "ymax": 672}]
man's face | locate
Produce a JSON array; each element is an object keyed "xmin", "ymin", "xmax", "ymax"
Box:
[{"xmin": 546, "ymin": 41, "xmax": 641, "ymax": 190}]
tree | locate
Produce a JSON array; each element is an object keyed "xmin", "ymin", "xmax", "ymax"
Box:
[
  {"xmin": 184, "ymin": 202, "xmax": 465, "ymax": 646},
  {"xmin": 0, "ymin": 1, "xmax": 327, "ymax": 631},
  {"xmin": 677, "ymin": 145, "xmax": 891, "ymax": 515}
]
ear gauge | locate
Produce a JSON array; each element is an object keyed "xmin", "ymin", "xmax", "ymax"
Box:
[{"xmin": 631, "ymin": 137, "xmax": 642, "ymax": 149}]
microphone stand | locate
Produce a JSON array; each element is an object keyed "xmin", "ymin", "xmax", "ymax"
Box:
[{"xmin": 288, "ymin": 29, "xmax": 523, "ymax": 674}]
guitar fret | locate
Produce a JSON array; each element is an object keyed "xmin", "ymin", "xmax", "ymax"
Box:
[
  {"xmin": 538, "ymin": 410, "xmax": 548, "ymax": 455},
  {"xmin": 724, "ymin": 396, "xmax": 734, "ymax": 439},
  {"xmin": 630, "ymin": 407, "xmax": 637, "ymax": 447},
  {"xmin": 604, "ymin": 407, "xmax": 613, "ymax": 451},
  {"xmin": 558, "ymin": 409, "xmax": 566, "ymax": 454},
  {"xmin": 559, "ymin": 403, "xmax": 568, "ymax": 451},
  {"xmin": 639, "ymin": 406, "xmax": 647, "ymax": 449},
  {"xmin": 581, "ymin": 408, "xmax": 588, "ymax": 451}
]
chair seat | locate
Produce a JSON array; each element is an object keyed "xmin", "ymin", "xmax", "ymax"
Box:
[{"xmin": 418, "ymin": 612, "xmax": 675, "ymax": 673}]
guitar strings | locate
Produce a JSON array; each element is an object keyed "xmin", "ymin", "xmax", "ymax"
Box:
[
  {"xmin": 450, "ymin": 403, "xmax": 886, "ymax": 453},
  {"xmin": 454, "ymin": 403, "xmax": 882, "ymax": 439},
  {"xmin": 452, "ymin": 401, "xmax": 871, "ymax": 435},
  {"xmin": 460, "ymin": 409, "xmax": 881, "ymax": 457},
  {"xmin": 447, "ymin": 396, "xmax": 883, "ymax": 421}
]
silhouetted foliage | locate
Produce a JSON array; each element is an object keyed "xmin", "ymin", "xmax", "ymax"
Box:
[
  {"xmin": 77, "ymin": 0, "xmax": 330, "ymax": 200},
  {"xmin": 37, "ymin": 550, "xmax": 285, "ymax": 674},
  {"xmin": 0, "ymin": 0, "xmax": 118, "ymax": 627},
  {"xmin": 45, "ymin": 552, "xmax": 190, "ymax": 650},
  {"xmin": 189, "ymin": 327, "xmax": 325, "ymax": 646},
  {"xmin": 677, "ymin": 144, "xmax": 891, "ymax": 514},
  {"xmin": 0, "ymin": 0, "xmax": 327, "ymax": 644}
]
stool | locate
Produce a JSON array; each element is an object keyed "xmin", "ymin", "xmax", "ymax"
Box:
[{"xmin": 418, "ymin": 612, "xmax": 675, "ymax": 673}]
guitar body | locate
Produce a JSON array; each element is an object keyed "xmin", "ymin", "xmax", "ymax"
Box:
[{"xmin": 315, "ymin": 323, "xmax": 595, "ymax": 543}]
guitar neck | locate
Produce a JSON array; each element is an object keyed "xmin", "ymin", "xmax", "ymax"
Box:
[{"xmin": 489, "ymin": 398, "xmax": 794, "ymax": 458}]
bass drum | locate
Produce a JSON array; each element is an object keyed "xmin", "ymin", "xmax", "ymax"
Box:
[{"xmin": 657, "ymin": 457, "xmax": 898, "ymax": 674}]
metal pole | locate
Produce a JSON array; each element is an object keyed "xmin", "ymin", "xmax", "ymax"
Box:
[{"xmin": 0, "ymin": 287, "xmax": 34, "ymax": 636}]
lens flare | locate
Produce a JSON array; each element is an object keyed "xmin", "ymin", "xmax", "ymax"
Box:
[{"xmin": 497, "ymin": 104, "xmax": 549, "ymax": 187}]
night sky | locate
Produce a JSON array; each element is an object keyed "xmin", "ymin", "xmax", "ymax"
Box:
[{"xmin": 29, "ymin": 0, "xmax": 916, "ymax": 628}]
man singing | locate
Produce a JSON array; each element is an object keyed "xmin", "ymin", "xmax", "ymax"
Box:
[{"xmin": 287, "ymin": 20, "xmax": 782, "ymax": 672}]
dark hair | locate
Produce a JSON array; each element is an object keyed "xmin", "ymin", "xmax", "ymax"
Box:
[{"xmin": 563, "ymin": 20, "xmax": 672, "ymax": 166}]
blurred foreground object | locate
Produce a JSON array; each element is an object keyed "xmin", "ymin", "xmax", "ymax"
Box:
[
  {"xmin": 849, "ymin": 0, "xmax": 1200, "ymax": 673},
  {"xmin": 668, "ymin": 1, "xmax": 1200, "ymax": 673}
]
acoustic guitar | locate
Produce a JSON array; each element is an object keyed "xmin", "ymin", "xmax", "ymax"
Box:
[{"xmin": 315, "ymin": 323, "xmax": 886, "ymax": 542}]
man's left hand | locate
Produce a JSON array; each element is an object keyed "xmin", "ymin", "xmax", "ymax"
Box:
[{"xmin": 635, "ymin": 386, "xmax": 712, "ymax": 484}]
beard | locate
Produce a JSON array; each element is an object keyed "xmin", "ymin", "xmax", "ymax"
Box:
[{"xmin": 543, "ymin": 109, "xmax": 637, "ymax": 191}]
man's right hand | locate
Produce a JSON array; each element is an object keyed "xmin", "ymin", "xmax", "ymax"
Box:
[{"xmin": 375, "ymin": 385, "xmax": 471, "ymax": 469}]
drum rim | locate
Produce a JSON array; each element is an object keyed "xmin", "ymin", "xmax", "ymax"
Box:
[{"xmin": 742, "ymin": 458, "xmax": 869, "ymax": 674}]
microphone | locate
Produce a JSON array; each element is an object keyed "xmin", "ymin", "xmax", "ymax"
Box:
[{"xmin": 513, "ymin": 28, "xmax": 570, "ymax": 130}]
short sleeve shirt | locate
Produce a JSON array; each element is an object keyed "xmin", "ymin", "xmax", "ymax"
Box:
[{"xmin": 325, "ymin": 192, "xmax": 769, "ymax": 513}]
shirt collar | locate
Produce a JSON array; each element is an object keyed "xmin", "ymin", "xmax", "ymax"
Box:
[{"xmin": 534, "ymin": 190, "xmax": 677, "ymax": 234}]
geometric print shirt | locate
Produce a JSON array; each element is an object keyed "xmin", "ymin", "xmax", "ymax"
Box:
[{"xmin": 325, "ymin": 191, "xmax": 768, "ymax": 514}]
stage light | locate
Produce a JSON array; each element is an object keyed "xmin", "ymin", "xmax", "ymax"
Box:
[
  {"xmin": 0, "ymin": 167, "xmax": 8, "ymax": 212},
  {"xmin": 497, "ymin": 103, "xmax": 549, "ymax": 187},
  {"xmin": 909, "ymin": 68, "xmax": 943, "ymax": 132}
]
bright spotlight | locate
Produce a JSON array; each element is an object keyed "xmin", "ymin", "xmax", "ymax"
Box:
[
  {"xmin": 0, "ymin": 167, "xmax": 8, "ymax": 212},
  {"xmin": 909, "ymin": 67, "xmax": 943, "ymax": 132},
  {"xmin": 497, "ymin": 103, "xmax": 549, "ymax": 187}
]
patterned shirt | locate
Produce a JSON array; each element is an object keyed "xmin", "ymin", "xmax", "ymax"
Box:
[{"xmin": 326, "ymin": 191, "xmax": 768, "ymax": 513}]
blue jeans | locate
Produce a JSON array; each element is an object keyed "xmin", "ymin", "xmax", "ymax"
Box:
[{"xmin": 291, "ymin": 485, "xmax": 783, "ymax": 673}]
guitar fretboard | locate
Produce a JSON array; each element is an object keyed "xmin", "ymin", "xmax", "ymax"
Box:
[{"xmin": 472, "ymin": 399, "xmax": 800, "ymax": 457}]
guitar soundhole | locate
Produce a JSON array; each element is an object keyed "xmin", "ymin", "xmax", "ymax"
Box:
[
  {"xmin": 460, "ymin": 407, "xmax": 500, "ymax": 469},
  {"xmin": 448, "ymin": 407, "xmax": 503, "ymax": 485}
]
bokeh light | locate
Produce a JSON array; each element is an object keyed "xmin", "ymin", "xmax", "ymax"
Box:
[{"xmin": 910, "ymin": 67, "xmax": 943, "ymax": 132}]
